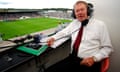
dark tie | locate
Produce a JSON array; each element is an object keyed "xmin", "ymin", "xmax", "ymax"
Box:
[{"xmin": 72, "ymin": 19, "xmax": 89, "ymax": 56}]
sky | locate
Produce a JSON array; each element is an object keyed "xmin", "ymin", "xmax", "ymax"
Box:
[{"xmin": 0, "ymin": 0, "xmax": 80, "ymax": 9}]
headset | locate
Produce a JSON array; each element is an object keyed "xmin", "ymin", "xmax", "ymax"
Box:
[{"xmin": 71, "ymin": 3, "xmax": 94, "ymax": 19}]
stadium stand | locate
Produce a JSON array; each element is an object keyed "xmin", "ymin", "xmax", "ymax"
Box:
[
  {"xmin": 43, "ymin": 10, "xmax": 72, "ymax": 19},
  {"xmin": 0, "ymin": 9, "xmax": 73, "ymax": 21},
  {"xmin": 0, "ymin": 9, "xmax": 41, "ymax": 21}
]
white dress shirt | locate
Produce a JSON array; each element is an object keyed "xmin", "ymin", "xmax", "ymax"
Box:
[{"xmin": 52, "ymin": 17, "xmax": 113, "ymax": 62}]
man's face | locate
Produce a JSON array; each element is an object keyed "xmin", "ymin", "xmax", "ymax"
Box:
[{"xmin": 74, "ymin": 3, "xmax": 88, "ymax": 22}]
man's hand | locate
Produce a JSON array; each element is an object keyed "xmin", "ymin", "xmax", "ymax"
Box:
[
  {"xmin": 80, "ymin": 57, "xmax": 95, "ymax": 67},
  {"xmin": 47, "ymin": 37, "xmax": 55, "ymax": 46}
]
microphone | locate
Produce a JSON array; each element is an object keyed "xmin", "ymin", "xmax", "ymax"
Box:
[{"xmin": 81, "ymin": 19, "xmax": 89, "ymax": 26}]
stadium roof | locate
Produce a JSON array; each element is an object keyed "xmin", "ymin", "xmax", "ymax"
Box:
[{"xmin": 0, "ymin": 0, "xmax": 80, "ymax": 9}]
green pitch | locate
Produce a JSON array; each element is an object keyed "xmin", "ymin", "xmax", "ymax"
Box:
[{"xmin": 0, "ymin": 17, "xmax": 71, "ymax": 40}]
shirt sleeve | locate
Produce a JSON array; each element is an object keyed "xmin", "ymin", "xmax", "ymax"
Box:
[
  {"xmin": 51, "ymin": 20, "xmax": 75, "ymax": 40},
  {"xmin": 93, "ymin": 22, "xmax": 113, "ymax": 62}
]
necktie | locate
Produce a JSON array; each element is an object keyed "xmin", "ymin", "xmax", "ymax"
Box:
[
  {"xmin": 72, "ymin": 25, "xmax": 84, "ymax": 56},
  {"xmin": 72, "ymin": 19, "xmax": 89, "ymax": 56}
]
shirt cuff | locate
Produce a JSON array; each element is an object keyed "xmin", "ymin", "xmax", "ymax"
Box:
[{"xmin": 93, "ymin": 54, "xmax": 103, "ymax": 62}]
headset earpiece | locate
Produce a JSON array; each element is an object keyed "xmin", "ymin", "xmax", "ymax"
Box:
[
  {"xmin": 71, "ymin": 9, "xmax": 76, "ymax": 19},
  {"xmin": 87, "ymin": 3, "xmax": 94, "ymax": 17}
]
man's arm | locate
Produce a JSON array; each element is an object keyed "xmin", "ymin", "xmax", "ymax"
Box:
[
  {"xmin": 47, "ymin": 21, "xmax": 75, "ymax": 46},
  {"xmin": 93, "ymin": 22, "xmax": 113, "ymax": 62}
]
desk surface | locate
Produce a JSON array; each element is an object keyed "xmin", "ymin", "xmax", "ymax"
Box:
[
  {"xmin": 0, "ymin": 41, "xmax": 16, "ymax": 52},
  {"xmin": 0, "ymin": 48, "xmax": 34, "ymax": 72},
  {"xmin": 0, "ymin": 38, "xmax": 70, "ymax": 72}
]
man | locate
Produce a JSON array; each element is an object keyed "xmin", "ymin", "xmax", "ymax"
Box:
[{"xmin": 46, "ymin": 1, "xmax": 113, "ymax": 72}]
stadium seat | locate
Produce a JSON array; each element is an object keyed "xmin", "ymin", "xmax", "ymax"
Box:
[{"xmin": 101, "ymin": 58, "xmax": 110, "ymax": 72}]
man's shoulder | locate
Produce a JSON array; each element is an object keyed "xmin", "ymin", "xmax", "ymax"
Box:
[{"xmin": 92, "ymin": 18, "xmax": 106, "ymax": 26}]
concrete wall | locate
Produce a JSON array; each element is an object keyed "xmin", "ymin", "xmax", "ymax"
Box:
[{"xmin": 7, "ymin": 39, "xmax": 71, "ymax": 72}]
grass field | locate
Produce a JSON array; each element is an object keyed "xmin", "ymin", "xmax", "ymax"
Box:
[{"xmin": 0, "ymin": 17, "xmax": 71, "ymax": 40}]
